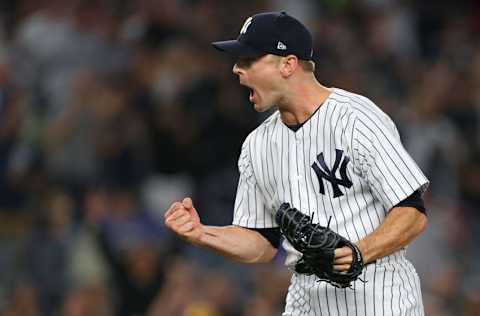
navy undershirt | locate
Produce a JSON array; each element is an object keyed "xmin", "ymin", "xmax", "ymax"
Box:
[
  {"xmin": 284, "ymin": 103, "xmax": 322, "ymax": 132},
  {"xmin": 286, "ymin": 122, "xmax": 303, "ymax": 132}
]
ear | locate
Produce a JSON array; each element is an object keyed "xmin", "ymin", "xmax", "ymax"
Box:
[{"xmin": 279, "ymin": 55, "xmax": 299, "ymax": 77}]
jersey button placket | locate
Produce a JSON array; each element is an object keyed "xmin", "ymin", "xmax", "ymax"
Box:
[
  {"xmin": 296, "ymin": 135, "xmax": 306, "ymax": 211},
  {"xmin": 295, "ymin": 133, "xmax": 302, "ymax": 144},
  {"xmin": 295, "ymin": 134, "xmax": 301, "ymax": 180},
  {"xmin": 296, "ymin": 138, "xmax": 304, "ymax": 180},
  {"xmin": 289, "ymin": 135, "xmax": 300, "ymax": 205}
]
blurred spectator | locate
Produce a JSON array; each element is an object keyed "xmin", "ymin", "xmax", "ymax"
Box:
[
  {"xmin": 61, "ymin": 283, "xmax": 112, "ymax": 316},
  {"xmin": 399, "ymin": 62, "xmax": 466, "ymax": 202},
  {"xmin": 14, "ymin": 0, "xmax": 129, "ymax": 187},
  {"xmin": 242, "ymin": 265, "xmax": 290, "ymax": 316},
  {"xmin": 147, "ymin": 258, "xmax": 241, "ymax": 316},
  {"xmin": 80, "ymin": 186, "xmax": 171, "ymax": 316},
  {"xmin": 146, "ymin": 258, "xmax": 199, "ymax": 316},
  {"xmin": 2, "ymin": 282, "xmax": 40, "ymax": 316},
  {"xmin": 20, "ymin": 188, "xmax": 77, "ymax": 315},
  {"xmin": 0, "ymin": 49, "xmax": 28, "ymax": 208}
]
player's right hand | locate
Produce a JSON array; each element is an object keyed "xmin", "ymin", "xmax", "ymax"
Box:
[{"xmin": 164, "ymin": 197, "xmax": 205, "ymax": 244}]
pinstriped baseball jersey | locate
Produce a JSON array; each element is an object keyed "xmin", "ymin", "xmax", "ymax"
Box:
[{"xmin": 232, "ymin": 88, "xmax": 429, "ymax": 315}]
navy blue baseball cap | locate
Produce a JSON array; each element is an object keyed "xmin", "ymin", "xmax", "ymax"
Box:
[{"xmin": 212, "ymin": 11, "xmax": 314, "ymax": 60}]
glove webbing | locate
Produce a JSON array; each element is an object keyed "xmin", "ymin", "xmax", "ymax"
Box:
[{"xmin": 276, "ymin": 203, "xmax": 366, "ymax": 289}]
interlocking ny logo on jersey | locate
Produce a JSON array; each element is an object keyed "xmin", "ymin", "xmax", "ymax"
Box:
[{"xmin": 311, "ymin": 149, "xmax": 353, "ymax": 198}]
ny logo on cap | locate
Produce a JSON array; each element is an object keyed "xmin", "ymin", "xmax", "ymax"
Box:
[{"xmin": 240, "ymin": 17, "xmax": 253, "ymax": 35}]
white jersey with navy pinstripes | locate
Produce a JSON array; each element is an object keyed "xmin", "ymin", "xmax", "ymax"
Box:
[{"xmin": 232, "ymin": 88, "xmax": 429, "ymax": 316}]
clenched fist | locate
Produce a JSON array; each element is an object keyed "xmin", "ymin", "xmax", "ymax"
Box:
[{"xmin": 164, "ymin": 197, "xmax": 204, "ymax": 244}]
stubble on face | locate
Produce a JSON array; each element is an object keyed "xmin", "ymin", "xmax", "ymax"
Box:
[{"xmin": 248, "ymin": 55, "xmax": 284, "ymax": 112}]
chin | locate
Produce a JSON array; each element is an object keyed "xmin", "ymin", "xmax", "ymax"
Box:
[{"xmin": 253, "ymin": 102, "xmax": 275, "ymax": 113}]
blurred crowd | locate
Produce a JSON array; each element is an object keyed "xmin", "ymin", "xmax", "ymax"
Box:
[{"xmin": 0, "ymin": 0, "xmax": 479, "ymax": 315}]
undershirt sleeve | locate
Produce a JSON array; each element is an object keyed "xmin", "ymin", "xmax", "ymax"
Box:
[
  {"xmin": 250, "ymin": 227, "xmax": 281, "ymax": 249},
  {"xmin": 394, "ymin": 189, "xmax": 426, "ymax": 215}
]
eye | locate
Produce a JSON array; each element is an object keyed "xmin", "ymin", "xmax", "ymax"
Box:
[
  {"xmin": 237, "ymin": 57, "xmax": 255, "ymax": 68},
  {"xmin": 236, "ymin": 55, "xmax": 264, "ymax": 68}
]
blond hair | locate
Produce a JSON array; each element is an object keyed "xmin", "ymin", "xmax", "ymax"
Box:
[
  {"xmin": 299, "ymin": 59, "xmax": 315, "ymax": 72},
  {"xmin": 272, "ymin": 55, "xmax": 315, "ymax": 73}
]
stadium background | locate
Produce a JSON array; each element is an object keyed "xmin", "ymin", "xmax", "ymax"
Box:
[{"xmin": 0, "ymin": 0, "xmax": 479, "ymax": 315}]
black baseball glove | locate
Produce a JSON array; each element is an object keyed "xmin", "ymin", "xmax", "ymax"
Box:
[{"xmin": 276, "ymin": 202, "xmax": 364, "ymax": 288}]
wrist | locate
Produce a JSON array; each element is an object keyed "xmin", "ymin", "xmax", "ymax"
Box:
[
  {"xmin": 356, "ymin": 240, "xmax": 371, "ymax": 264},
  {"xmin": 190, "ymin": 224, "xmax": 208, "ymax": 246}
]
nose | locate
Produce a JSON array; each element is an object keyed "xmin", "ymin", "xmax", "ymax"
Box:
[{"xmin": 232, "ymin": 63, "xmax": 243, "ymax": 75}]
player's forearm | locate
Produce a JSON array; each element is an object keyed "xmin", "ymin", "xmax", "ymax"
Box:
[
  {"xmin": 357, "ymin": 207, "xmax": 427, "ymax": 264},
  {"xmin": 196, "ymin": 225, "xmax": 277, "ymax": 263}
]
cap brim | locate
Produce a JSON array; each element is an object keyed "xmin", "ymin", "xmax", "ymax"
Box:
[{"xmin": 211, "ymin": 40, "xmax": 264, "ymax": 58}]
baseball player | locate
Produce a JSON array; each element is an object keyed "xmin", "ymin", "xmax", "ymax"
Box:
[{"xmin": 164, "ymin": 11, "xmax": 429, "ymax": 315}]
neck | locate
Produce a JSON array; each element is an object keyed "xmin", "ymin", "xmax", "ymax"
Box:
[{"xmin": 278, "ymin": 76, "xmax": 332, "ymax": 125}]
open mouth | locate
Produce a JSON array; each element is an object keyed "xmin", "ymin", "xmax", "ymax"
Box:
[
  {"xmin": 240, "ymin": 81, "xmax": 258, "ymax": 104},
  {"xmin": 243, "ymin": 85, "xmax": 257, "ymax": 103}
]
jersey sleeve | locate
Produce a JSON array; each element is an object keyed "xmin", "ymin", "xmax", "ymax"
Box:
[
  {"xmin": 350, "ymin": 113, "xmax": 429, "ymax": 211},
  {"xmin": 232, "ymin": 135, "xmax": 277, "ymax": 228}
]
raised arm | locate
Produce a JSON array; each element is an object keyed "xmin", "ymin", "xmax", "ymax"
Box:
[{"xmin": 164, "ymin": 197, "xmax": 277, "ymax": 263}]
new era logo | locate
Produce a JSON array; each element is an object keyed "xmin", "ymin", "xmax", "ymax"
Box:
[{"xmin": 277, "ymin": 41, "xmax": 287, "ymax": 50}]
